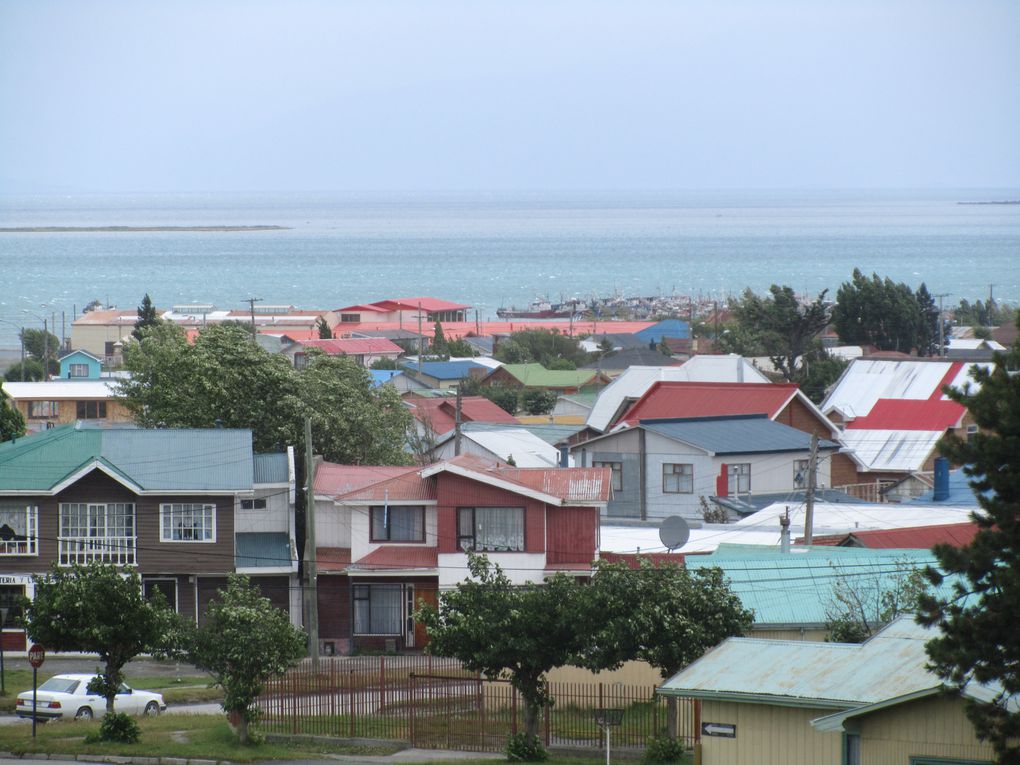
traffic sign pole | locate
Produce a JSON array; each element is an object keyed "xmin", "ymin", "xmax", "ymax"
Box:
[
  {"xmin": 28, "ymin": 645, "xmax": 45, "ymax": 738},
  {"xmin": 32, "ymin": 666, "xmax": 37, "ymax": 737}
]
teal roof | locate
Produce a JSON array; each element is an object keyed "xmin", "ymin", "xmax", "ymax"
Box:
[
  {"xmin": 0, "ymin": 424, "xmax": 254, "ymax": 493},
  {"xmin": 254, "ymin": 453, "xmax": 289, "ymax": 484},
  {"xmin": 236, "ymin": 532, "xmax": 294, "ymax": 569},
  {"xmin": 685, "ymin": 546, "xmax": 956, "ymax": 626}
]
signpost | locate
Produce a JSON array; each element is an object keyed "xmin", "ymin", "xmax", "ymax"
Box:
[
  {"xmin": 28, "ymin": 644, "xmax": 44, "ymax": 738},
  {"xmin": 594, "ymin": 708, "xmax": 624, "ymax": 765}
]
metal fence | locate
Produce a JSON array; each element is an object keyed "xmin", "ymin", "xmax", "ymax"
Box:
[{"xmin": 259, "ymin": 656, "xmax": 700, "ymax": 753}]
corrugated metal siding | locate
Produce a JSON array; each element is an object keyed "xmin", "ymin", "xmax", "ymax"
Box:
[
  {"xmin": 701, "ymin": 701, "xmax": 843, "ymax": 765},
  {"xmin": 254, "ymin": 453, "xmax": 289, "ymax": 484},
  {"xmin": 235, "ymin": 532, "xmax": 292, "ymax": 568},
  {"xmin": 317, "ymin": 574, "xmax": 350, "ymax": 641},
  {"xmin": 546, "ymin": 506, "xmax": 598, "ymax": 565},
  {"xmin": 435, "ymin": 473, "xmax": 546, "ymax": 554},
  {"xmin": 858, "ymin": 695, "xmax": 994, "ymax": 765}
]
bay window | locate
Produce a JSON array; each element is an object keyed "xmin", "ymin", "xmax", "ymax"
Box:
[{"xmin": 59, "ymin": 502, "xmax": 135, "ymax": 565}]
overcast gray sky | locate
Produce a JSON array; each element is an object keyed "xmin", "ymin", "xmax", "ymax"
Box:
[{"xmin": 1, "ymin": 0, "xmax": 1017, "ymax": 192}]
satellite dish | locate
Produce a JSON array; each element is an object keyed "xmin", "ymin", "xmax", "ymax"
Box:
[{"xmin": 659, "ymin": 515, "xmax": 690, "ymax": 551}]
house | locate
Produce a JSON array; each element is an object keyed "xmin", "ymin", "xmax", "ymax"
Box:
[
  {"xmin": 581, "ymin": 346, "xmax": 682, "ymax": 376},
  {"xmin": 285, "ymin": 337, "xmax": 404, "ymax": 369},
  {"xmin": 407, "ymin": 395, "xmax": 518, "ymax": 439},
  {"xmin": 822, "ymin": 358, "xmax": 991, "ymax": 491},
  {"xmin": 430, "ymin": 424, "xmax": 567, "ymax": 468},
  {"xmin": 945, "ymin": 337, "xmax": 1007, "ymax": 360},
  {"xmin": 312, "ymin": 455, "xmax": 610, "ymax": 654},
  {"xmin": 2, "ymin": 352, "xmax": 133, "ymax": 432},
  {"xmin": 658, "ymin": 618, "xmax": 999, "ymax": 765},
  {"xmin": 0, "ymin": 424, "xmax": 299, "ymax": 651},
  {"xmin": 571, "ymin": 414, "xmax": 840, "ymax": 521},
  {"xmin": 335, "ymin": 297, "xmax": 470, "ymax": 326},
  {"xmin": 400, "ymin": 360, "xmax": 489, "ymax": 389},
  {"xmin": 805, "ymin": 522, "xmax": 979, "ymax": 549},
  {"xmin": 480, "ymin": 364, "xmax": 611, "ymax": 394}
]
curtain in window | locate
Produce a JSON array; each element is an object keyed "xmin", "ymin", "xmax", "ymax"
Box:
[
  {"xmin": 354, "ymin": 585, "xmax": 403, "ymax": 634},
  {"xmin": 475, "ymin": 507, "xmax": 524, "ymax": 552}
]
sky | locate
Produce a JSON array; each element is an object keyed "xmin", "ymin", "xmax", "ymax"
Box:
[{"xmin": 1, "ymin": 0, "xmax": 1018, "ymax": 192}]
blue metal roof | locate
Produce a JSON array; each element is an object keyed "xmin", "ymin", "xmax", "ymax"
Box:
[
  {"xmin": 369, "ymin": 369, "xmax": 404, "ymax": 387},
  {"xmin": 640, "ymin": 415, "xmax": 840, "ymax": 455},
  {"xmin": 235, "ymin": 532, "xmax": 294, "ymax": 569},
  {"xmin": 634, "ymin": 319, "xmax": 691, "ymax": 343},
  {"xmin": 911, "ymin": 469, "xmax": 985, "ymax": 507},
  {"xmin": 254, "ymin": 453, "xmax": 289, "ymax": 484},
  {"xmin": 402, "ymin": 360, "xmax": 485, "ymax": 380}
]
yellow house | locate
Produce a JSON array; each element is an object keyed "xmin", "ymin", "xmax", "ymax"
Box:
[{"xmin": 658, "ymin": 618, "xmax": 999, "ymax": 765}]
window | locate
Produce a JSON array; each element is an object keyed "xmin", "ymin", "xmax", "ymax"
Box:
[
  {"xmin": 340, "ymin": 313, "xmax": 360, "ymax": 323},
  {"xmin": 0, "ymin": 585, "xmax": 25, "ymax": 627},
  {"xmin": 966, "ymin": 424, "xmax": 979, "ymax": 443},
  {"xmin": 371, "ymin": 506, "xmax": 425, "ymax": 542},
  {"xmin": 353, "ymin": 584, "xmax": 403, "ymax": 634},
  {"xmin": 594, "ymin": 461, "xmax": 623, "ymax": 491},
  {"xmin": 59, "ymin": 502, "xmax": 135, "ymax": 565},
  {"xmin": 144, "ymin": 579, "xmax": 178, "ymax": 612},
  {"xmin": 240, "ymin": 498, "xmax": 267, "ymax": 510},
  {"xmin": 68, "ymin": 363, "xmax": 89, "ymax": 378},
  {"xmin": 160, "ymin": 503, "xmax": 216, "ymax": 542},
  {"xmin": 104, "ymin": 342, "xmax": 116, "ymax": 357},
  {"xmin": 793, "ymin": 459, "xmax": 810, "ymax": 488},
  {"xmin": 662, "ymin": 463, "xmax": 694, "ymax": 494},
  {"xmin": 457, "ymin": 507, "xmax": 525, "ymax": 552},
  {"xmin": 28, "ymin": 401, "xmax": 59, "ymax": 418},
  {"xmin": 76, "ymin": 401, "xmax": 107, "ymax": 419},
  {"xmin": 727, "ymin": 463, "xmax": 751, "ymax": 494},
  {"xmin": 0, "ymin": 503, "xmax": 38, "ymax": 555}
]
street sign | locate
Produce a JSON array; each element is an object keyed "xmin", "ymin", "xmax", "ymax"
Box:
[
  {"xmin": 701, "ymin": 722, "xmax": 736, "ymax": 738},
  {"xmin": 27, "ymin": 644, "xmax": 45, "ymax": 669}
]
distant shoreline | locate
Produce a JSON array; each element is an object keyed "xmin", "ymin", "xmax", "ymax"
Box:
[
  {"xmin": 957, "ymin": 201, "xmax": 1020, "ymax": 205},
  {"xmin": 0, "ymin": 225, "xmax": 291, "ymax": 232}
]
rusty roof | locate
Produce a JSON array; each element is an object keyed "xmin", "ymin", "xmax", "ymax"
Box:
[
  {"xmin": 354, "ymin": 546, "xmax": 438, "ymax": 570},
  {"xmin": 315, "ymin": 464, "xmax": 417, "ymax": 497}
]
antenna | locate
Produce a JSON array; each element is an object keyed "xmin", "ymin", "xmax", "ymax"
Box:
[{"xmin": 658, "ymin": 515, "xmax": 690, "ymax": 551}]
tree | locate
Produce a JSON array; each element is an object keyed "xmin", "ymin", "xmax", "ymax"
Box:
[
  {"xmin": 417, "ymin": 555, "xmax": 588, "ymax": 740},
  {"xmin": 792, "ymin": 350, "xmax": 849, "ymax": 405},
  {"xmin": 824, "ymin": 559, "xmax": 928, "ymax": 643},
  {"xmin": 721, "ymin": 286, "xmax": 830, "ymax": 380},
  {"xmin": 484, "ymin": 384, "xmax": 520, "ymax": 416},
  {"xmin": 521, "ymin": 388, "xmax": 558, "ymax": 416},
  {"xmin": 132, "ymin": 293, "xmax": 160, "ymax": 341},
  {"xmin": 917, "ymin": 315, "xmax": 1020, "ymax": 762},
  {"xmin": 370, "ymin": 356, "xmax": 399, "ymax": 370},
  {"xmin": 578, "ymin": 559, "xmax": 753, "ymax": 738},
  {"xmin": 3, "ymin": 358, "xmax": 46, "ymax": 382},
  {"xmin": 315, "ymin": 316, "xmax": 332, "ymax": 339},
  {"xmin": 0, "ymin": 389, "xmax": 25, "ymax": 442},
  {"xmin": 24, "ymin": 563, "xmax": 180, "ymax": 716},
  {"xmin": 495, "ymin": 329, "xmax": 590, "ymax": 369},
  {"xmin": 446, "ymin": 338, "xmax": 476, "ymax": 357},
  {"xmin": 832, "ymin": 269, "xmax": 921, "ymax": 352},
  {"xmin": 19, "ymin": 327, "xmax": 60, "ymax": 375},
  {"xmin": 186, "ymin": 575, "xmax": 306, "ymax": 745},
  {"xmin": 430, "ymin": 321, "xmax": 449, "ymax": 358},
  {"xmin": 914, "ymin": 283, "xmax": 942, "ymax": 357}
]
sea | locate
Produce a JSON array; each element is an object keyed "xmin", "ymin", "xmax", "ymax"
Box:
[{"xmin": 1, "ymin": 189, "xmax": 1019, "ymax": 350}]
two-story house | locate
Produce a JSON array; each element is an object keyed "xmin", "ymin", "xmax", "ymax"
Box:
[
  {"xmin": 312, "ymin": 455, "xmax": 610, "ymax": 655},
  {"xmin": 0, "ymin": 424, "xmax": 299, "ymax": 652}
]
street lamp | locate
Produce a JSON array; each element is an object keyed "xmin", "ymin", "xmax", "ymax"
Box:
[{"xmin": 0, "ymin": 319, "xmax": 26, "ymax": 381}]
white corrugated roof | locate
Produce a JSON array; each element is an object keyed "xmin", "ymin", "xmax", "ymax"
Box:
[
  {"xmin": 2, "ymin": 380, "xmax": 120, "ymax": 399},
  {"xmin": 465, "ymin": 429, "xmax": 561, "ymax": 468},
  {"xmin": 839, "ymin": 428, "xmax": 943, "ymax": 472},
  {"xmin": 587, "ymin": 357, "xmax": 769, "ymax": 432},
  {"xmin": 947, "ymin": 338, "xmax": 1005, "ymax": 351},
  {"xmin": 944, "ymin": 361, "xmax": 993, "ymax": 395}
]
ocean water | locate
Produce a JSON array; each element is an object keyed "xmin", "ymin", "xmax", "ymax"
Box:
[{"xmin": 1, "ymin": 189, "xmax": 1018, "ymax": 348}]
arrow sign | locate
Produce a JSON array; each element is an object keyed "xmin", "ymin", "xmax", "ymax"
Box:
[{"xmin": 701, "ymin": 722, "xmax": 736, "ymax": 738}]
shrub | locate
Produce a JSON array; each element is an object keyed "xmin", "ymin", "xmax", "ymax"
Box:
[
  {"xmin": 642, "ymin": 734, "xmax": 686, "ymax": 764},
  {"xmin": 85, "ymin": 712, "xmax": 140, "ymax": 744},
  {"xmin": 506, "ymin": 731, "xmax": 548, "ymax": 762}
]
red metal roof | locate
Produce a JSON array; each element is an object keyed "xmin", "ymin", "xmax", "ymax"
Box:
[
  {"xmin": 373, "ymin": 297, "xmax": 471, "ymax": 312},
  {"xmin": 297, "ymin": 338, "xmax": 403, "ymax": 355},
  {"xmin": 488, "ymin": 466, "xmax": 613, "ymax": 503},
  {"xmin": 335, "ymin": 304, "xmax": 389, "ymax": 313},
  {"xmin": 409, "ymin": 396, "xmax": 518, "ymax": 435},
  {"xmin": 803, "ymin": 522, "xmax": 978, "ymax": 549},
  {"xmin": 334, "ymin": 470, "xmax": 438, "ymax": 503},
  {"xmin": 930, "ymin": 362, "xmax": 965, "ymax": 401},
  {"xmin": 354, "ymin": 546, "xmax": 439, "ymax": 569},
  {"xmin": 844, "ymin": 398, "xmax": 965, "ymax": 431},
  {"xmin": 619, "ymin": 381, "xmax": 800, "ymax": 426},
  {"xmin": 316, "ymin": 547, "xmax": 352, "ymax": 572},
  {"xmin": 315, "ymin": 464, "xmax": 417, "ymax": 497}
]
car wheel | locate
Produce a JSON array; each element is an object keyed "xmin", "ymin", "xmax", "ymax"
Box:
[
  {"xmin": 144, "ymin": 701, "xmax": 160, "ymax": 717},
  {"xmin": 75, "ymin": 706, "xmax": 94, "ymax": 720}
]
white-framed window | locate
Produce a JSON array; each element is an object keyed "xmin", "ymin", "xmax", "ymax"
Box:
[
  {"xmin": 160, "ymin": 503, "xmax": 216, "ymax": 542},
  {"xmin": 727, "ymin": 463, "xmax": 751, "ymax": 494},
  {"xmin": 793, "ymin": 459, "xmax": 810, "ymax": 488},
  {"xmin": 457, "ymin": 507, "xmax": 525, "ymax": 552},
  {"xmin": 662, "ymin": 463, "xmax": 694, "ymax": 494},
  {"xmin": 966, "ymin": 424, "xmax": 979, "ymax": 443},
  {"xmin": 76, "ymin": 401, "xmax": 107, "ymax": 419},
  {"xmin": 0, "ymin": 503, "xmax": 38, "ymax": 556},
  {"xmin": 370, "ymin": 506, "xmax": 425, "ymax": 542},
  {"xmin": 68, "ymin": 363, "xmax": 90, "ymax": 378},
  {"xmin": 28, "ymin": 401, "xmax": 59, "ymax": 418},
  {"xmin": 353, "ymin": 584, "xmax": 403, "ymax": 635},
  {"xmin": 58, "ymin": 502, "xmax": 135, "ymax": 565},
  {"xmin": 594, "ymin": 461, "xmax": 623, "ymax": 491},
  {"xmin": 240, "ymin": 498, "xmax": 267, "ymax": 510}
]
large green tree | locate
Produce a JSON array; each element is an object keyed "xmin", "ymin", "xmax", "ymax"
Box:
[
  {"xmin": 19, "ymin": 327, "xmax": 60, "ymax": 375},
  {"xmin": 719, "ymin": 285, "xmax": 830, "ymax": 381},
  {"xmin": 416, "ymin": 555, "xmax": 589, "ymax": 739},
  {"xmin": 0, "ymin": 389, "xmax": 26, "ymax": 442},
  {"xmin": 3, "ymin": 357, "xmax": 46, "ymax": 382},
  {"xmin": 24, "ymin": 563, "xmax": 181, "ymax": 716},
  {"xmin": 917, "ymin": 316, "xmax": 1020, "ymax": 762},
  {"xmin": 914, "ymin": 283, "xmax": 943, "ymax": 357},
  {"xmin": 577, "ymin": 559, "xmax": 753, "ymax": 738},
  {"xmin": 186, "ymin": 575, "xmax": 306, "ymax": 745},
  {"xmin": 494, "ymin": 329, "xmax": 590, "ymax": 369},
  {"xmin": 833, "ymin": 269, "xmax": 922, "ymax": 352},
  {"xmin": 132, "ymin": 293, "xmax": 160, "ymax": 341}
]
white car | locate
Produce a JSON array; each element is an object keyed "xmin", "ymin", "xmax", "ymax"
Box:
[{"xmin": 15, "ymin": 674, "xmax": 166, "ymax": 721}]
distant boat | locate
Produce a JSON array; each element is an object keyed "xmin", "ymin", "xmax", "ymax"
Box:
[{"xmin": 496, "ymin": 297, "xmax": 579, "ymax": 320}]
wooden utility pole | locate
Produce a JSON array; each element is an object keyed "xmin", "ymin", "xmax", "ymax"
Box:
[
  {"xmin": 803, "ymin": 434, "xmax": 818, "ymax": 545},
  {"xmin": 246, "ymin": 297, "xmax": 262, "ymax": 338},
  {"xmin": 454, "ymin": 386, "xmax": 463, "ymax": 456},
  {"xmin": 935, "ymin": 293, "xmax": 950, "ymax": 357},
  {"xmin": 303, "ymin": 418, "xmax": 320, "ymax": 668}
]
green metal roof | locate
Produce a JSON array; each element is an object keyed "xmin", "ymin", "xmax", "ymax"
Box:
[
  {"xmin": 235, "ymin": 532, "xmax": 294, "ymax": 569},
  {"xmin": 499, "ymin": 363, "xmax": 603, "ymax": 389},
  {"xmin": 0, "ymin": 424, "xmax": 254, "ymax": 493}
]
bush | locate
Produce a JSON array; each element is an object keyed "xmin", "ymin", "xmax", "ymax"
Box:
[
  {"xmin": 643, "ymin": 734, "xmax": 686, "ymax": 764},
  {"xmin": 506, "ymin": 731, "xmax": 548, "ymax": 762},
  {"xmin": 85, "ymin": 712, "xmax": 140, "ymax": 744}
]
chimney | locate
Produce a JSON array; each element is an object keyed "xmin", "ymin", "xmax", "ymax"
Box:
[
  {"xmin": 716, "ymin": 463, "xmax": 729, "ymax": 497},
  {"xmin": 779, "ymin": 507, "xmax": 791, "ymax": 553},
  {"xmin": 933, "ymin": 457, "xmax": 950, "ymax": 501}
]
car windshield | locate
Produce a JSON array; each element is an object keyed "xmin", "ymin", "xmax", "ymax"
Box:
[{"xmin": 37, "ymin": 678, "xmax": 80, "ymax": 694}]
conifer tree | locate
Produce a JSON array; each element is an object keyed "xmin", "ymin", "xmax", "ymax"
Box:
[{"xmin": 132, "ymin": 293, "xmax": 160, "ymax": 341}]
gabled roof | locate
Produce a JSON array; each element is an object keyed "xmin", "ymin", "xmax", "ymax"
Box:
[
  {"xmin": 2, "ymin": 380, "xmax": 120, "ymax": 400},
  {"xmin": 403, "ymin": 360, "xmax": 487, "ymax": 380},
  {"xmin": 804, "ymin": 522, "xmax": 979, "ymax": 549},
  {"xmin": 59, "ymin": 349, "xmax": 103, "ymax": 363},
  {"xmin": 409, "ymin": 396, "xmax": 518, "ymax": 435},
  {"xmin": 296, "ymin": 337, "xmax": 403, "ymax": 355},
  {"xmin": 437, "ymin": 428, "xmax": 562, "ymax": 468},
  {"xmin": 581, "ymin": 346, "xmax": 681, "ymax": 371},
  {"xmin": 0, "ymin": 424, "xmax": 254, "ymax": 493},
  {"xmin": 495, "ymin": 363, "xmax": 605, "ymax": 388},
  {"xmin": 616, "ymin": 381, "xmax": 803, "ymax": 428},
  {"xmin": 314, "ymin": 464, "xmax": 416, "ymax": 497},
  {"xmin": 626, "ymin": 415, "xmax": 839, "ymax": 456},
  {"xmin": 838, "ymin": 428, "xmax": 943, "ymax": 473},
  {"xmin": 374, "ymin": 297, "xmax": 471, "ymax": 312}
]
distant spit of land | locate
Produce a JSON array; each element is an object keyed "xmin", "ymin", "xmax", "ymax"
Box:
[
  {"xmin": 0, "ymin": 225, "xmax": 291, "ymax": 232},
  {"xmin": 957, "ymin": 200, "xmax": 1020, "ymax": 205}
]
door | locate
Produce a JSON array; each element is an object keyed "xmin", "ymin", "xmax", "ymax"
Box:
[{"xmin": 413, "ymin": 585, "xmax": 438, "ymax": 648}]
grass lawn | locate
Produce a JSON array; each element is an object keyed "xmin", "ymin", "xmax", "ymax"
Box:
[{"xmin": 0, "ymin": 669, "xmax": 223, "ymax": 713}]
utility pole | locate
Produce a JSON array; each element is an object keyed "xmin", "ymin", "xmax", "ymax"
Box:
[
  {"xmin": 417, "ymin": 302, "xmax": 424, "ymax": 375},
  {"xmin": 935, "ymin": 293, "xmax": 950, "ymax": 357},
  {"xmin": 803, "ymin": 434, "xmax": 818, "ymax": 545},
  {"xmin": 303, "ymin": 418, "xmax": 320, "ymax": 669},
  {"xmin": 246, "ymin": 297, "xmax": 262, "ymax": 339},
  {"xmin": 42, "ymin": 319, "xmax": 49, "ymax": 381},
  {"xmin": 454, "ymin": 386, "xmax": 463, "ymax": 456}
]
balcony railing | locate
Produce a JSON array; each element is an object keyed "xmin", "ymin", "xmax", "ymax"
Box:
[{"xmin": 58, "ymin": 536, "xmax": 136, "ymax": 566}]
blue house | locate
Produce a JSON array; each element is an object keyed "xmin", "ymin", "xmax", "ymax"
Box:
[{"xmin": 58, "ymin": 349, "xmax": 103, "ymax": 379}]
